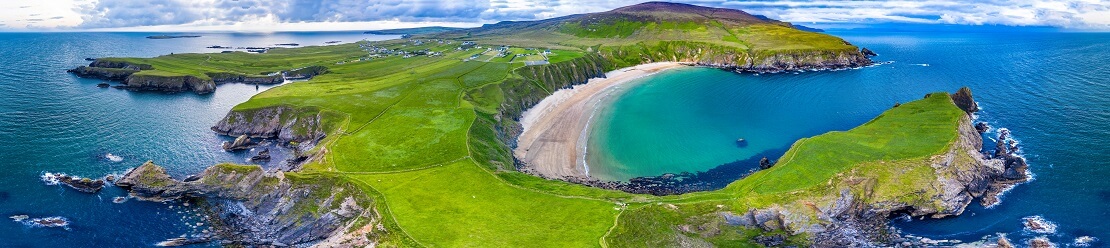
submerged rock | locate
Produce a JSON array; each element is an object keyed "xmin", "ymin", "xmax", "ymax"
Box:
[
  {"xmin": 42, "ymin": 172, "xmax": 106, "ymax": 193},
  {"xmin": 1023, "ymin": 216, "xmax": 1057, "ymax": 234},
  {"xmin": 759, "ymin": 157, "xmax": 773, "ymax": 170},
  {"xmin": 249, "ymin": 149, "xmax": 271, "ymax": 162}
]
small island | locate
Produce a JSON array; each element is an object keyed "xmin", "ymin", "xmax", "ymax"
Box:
[{"xmin": 145, "ymin": 35, "xmax": 201, "ymax": 39}]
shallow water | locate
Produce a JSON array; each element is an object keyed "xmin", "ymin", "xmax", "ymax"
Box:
[
  {"xmin": 0, "ymin": 31, "xmax": 391, "ymax": 246},
  {"xmin": 587, "ymin": 29, "xmax": 1109, "ymax": 244}
]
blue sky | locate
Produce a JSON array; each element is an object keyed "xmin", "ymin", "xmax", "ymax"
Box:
[{"xmin": 1, "ymin": 0, "xmax": 1107, "ymax": 31}]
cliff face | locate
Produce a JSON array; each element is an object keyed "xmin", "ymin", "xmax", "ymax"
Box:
[
  {"xmin": 723, "ymin": 89, "xmax": 1029, "ymax": 246},
  {"xmin": 207, "ymin": 72, "xmax": 284, "ymax": 85},
  {"xmin": 211, "ymin": 105, "xmax": 339, "ymax": 149},
  {"xmin": 67, "ymin": 59, "xmax": 330, "ymax": 94},
  {"xmin": 123, "ymin": 74, "xmax": 216, "ymax": 94},
  {"xmin": 116, "ymin": 161, "xmax": 381, "ymax": 247},
  {"xmin": 600, "ymin": 41, "xmax": 873, "ymax": 73},
  {"xmin": 493, "ymin": 54, "xmax": 609, "ymax": 147}
]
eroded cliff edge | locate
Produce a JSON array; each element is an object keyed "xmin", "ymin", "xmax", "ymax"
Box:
[
  {"xmin": 67, "ymin": 59, "xmax": 328, "ymax": 94},
  {"xmin": 116, "ymin": 162, "xmax": 382, "ymax": 247},
  {"xmin": 603, "ymin": 88, "xmax": 1032, "ymax": 247}
]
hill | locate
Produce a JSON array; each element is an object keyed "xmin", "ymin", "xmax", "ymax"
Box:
[{"xmin": 363, "ymin": 26, "xmax": 464, "ymax": 35}]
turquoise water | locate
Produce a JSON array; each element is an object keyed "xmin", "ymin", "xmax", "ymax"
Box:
[
  {"xmin": 0, "ymin": 32, "xmax": 391, "ymax": 246},
  {"xmin": 588, "ymin": 29, "xmax": 1108, "ymax": 244}
]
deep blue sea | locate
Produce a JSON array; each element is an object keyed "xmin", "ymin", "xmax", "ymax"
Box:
[
  {"xmin": 0, "ymin": 32, "xmax": 392, "ymax": 246},
  {"xmin": 588, "ymin": 29, "xmax": 1108, "ymax": 245}
]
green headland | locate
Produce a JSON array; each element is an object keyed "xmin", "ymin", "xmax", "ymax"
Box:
[{"xmin": 84, "ymin": 2, "xmax": 1028, "ymax": 247}]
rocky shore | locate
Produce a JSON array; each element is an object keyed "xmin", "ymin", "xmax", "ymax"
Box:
[
  {"xmin": 209, "ymin": 105, "xmax": 337, "ymax": 150},
  {"xmin": 116, "ymin": 161, "xmax": 381, "ymax": 247},
  {"xmin": 723, "ymin": 88, "xmax": 1031, "ymax": 247},
  {"xmin": 67, "ymin": 59, "xmax": 329, "ymax": 94}
]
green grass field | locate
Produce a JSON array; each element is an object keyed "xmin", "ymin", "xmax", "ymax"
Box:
[{"xmin": 92, "ymin": 3, "xmax": 968, "ymax": 247}]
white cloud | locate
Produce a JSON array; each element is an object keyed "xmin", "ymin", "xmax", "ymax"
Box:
[{"xmin": 0, "ymin": 0, "xmax": 1107, "ymax": 31}]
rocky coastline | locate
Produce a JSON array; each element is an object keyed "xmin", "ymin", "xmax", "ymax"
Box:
[
  {"xmin": 115, "ymin": 161, "xmax": 381, "ymax": 247},
  {"xmin": 209, "ymin": 105, "xmax": 337, "ymax": 150},
  {"xmin": 726, "ymin": 88, "xmax": 1031, "ymax": 247},
  {"xmin": 67, "ymin": 59, "xmax": 328, "ymax": 94}
]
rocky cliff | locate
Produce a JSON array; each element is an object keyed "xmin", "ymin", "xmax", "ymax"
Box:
[
  {"xmin": 211, "ymin": 105, "xmax": 342, "ymax": 149},
  {"xmin": 67, "ymin": 59, "xmax": 330, "ymax": 94},
  {"xmin": 116, "ymin": 161, "xmax": 382, "ymax": 247},
  {"xmin": 123, "ymin": 74, "xmax": 216, "ymax": 94},
  {"xmin": 726, "ymin": 88, "xmax": 1029, "ymax": 246},
  {"xmin": 599, "ymin": 41, "xmax": 873, "ymax": 73}
]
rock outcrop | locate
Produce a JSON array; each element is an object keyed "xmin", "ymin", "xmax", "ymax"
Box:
[
  {"xmin": 221, "ymin": 134, "xmax": 254, "ymax": 151},
  {"xmin": 951, "ymin": 86, "xmax": 979, "ymax": 113},
  {"xmin": 210, "ymin": 106, "xmax": 338, "ymax": 149},
  {"xmin": 67, "ymin": 59, "xmax": 330, "ymax": 94},
  {"xmin": 122, "ymin": 74, "xmax": 216, "ymax": 94},
  {"xmin": 117, "ymin": 161, "xmax": 381, "ymax": 247},
  {"xmin": 692, "ymin": 88, "xmax": 1030, "ymax": 247},
  {"xmin": 207, "ymin": 72, "xmax": 284, "ymax": 85}
]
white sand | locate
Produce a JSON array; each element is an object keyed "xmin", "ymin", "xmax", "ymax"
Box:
[{"xmin": 514, "ymin": 62, "xmax": 686, "ymax": 179}]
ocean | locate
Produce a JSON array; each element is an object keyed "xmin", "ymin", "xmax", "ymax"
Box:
[
  {"xmin": 587, "ymin": 29, "xmax": 1108, "ymax": 245},
  {"xmin": 0, "ymin": 32, "xmax": 392, "ymax": 246}
]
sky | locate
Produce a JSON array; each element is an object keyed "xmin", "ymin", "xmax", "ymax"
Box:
[{"xmin": 0, "ymin": 0, "xmax": 1107, "ymax": 32}]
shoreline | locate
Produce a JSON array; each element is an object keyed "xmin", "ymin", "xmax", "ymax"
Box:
[{"xmin": 514, "ymin": 62, "xmax": 687, "ymax": 179}]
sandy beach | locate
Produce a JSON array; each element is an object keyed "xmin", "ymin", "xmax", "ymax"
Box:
[{"xmin": 514, "ymin": 62, "xmax": 687, "ymax": 179}]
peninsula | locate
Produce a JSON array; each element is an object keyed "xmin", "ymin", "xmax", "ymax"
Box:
[{"xmin": 84, "ymin": 2, "xmax": 1027, "ymax": 247}]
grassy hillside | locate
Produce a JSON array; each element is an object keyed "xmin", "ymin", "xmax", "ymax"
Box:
[{"xmin": 90, "ymin": 2, "xmax": 964, "ymax": 247}]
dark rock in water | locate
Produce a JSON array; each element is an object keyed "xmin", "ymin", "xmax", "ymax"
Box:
[
  {"xmin": 759, "ymin": 157, "xmax": 773, "ymax": 170},
  {"xmin": 222, "ymin": 134, "xmax": 254, "ymax": 151},
  {"xmin": 84, "ymin": 57, "xmax": 97, "ymax": 61},
  {"xmin": 56, "ymin": 174, "xmax": 106, "ymax": 193},
  {"xmin": 735, "ymin": 138, "xmax": 747, "ymax": 147},
  {"xmin": 1029, "ymin": 237, "xmax": 1055, "ymax": 248},
  {"xmin": 250, "ymin": 149, "xmax": 271, "ymax": 162},
  {"xmin": 861, "ymin": 47, "xmax": 878, "ymax": 57},
  {"xmin": 155, "ymin": 236, "xmax": 212, "ymax": 247},
  {"xmin": 975, "ymin": 122, "xmax": 991, "ymax": 133},
  {"xmin": 30, "ymin": 217, "xmax": 69, "ymax": 228},
  {"xmin": 951, "ymin": 87, "xmax": 979, "ymax": 113},
  {"xmin": 96, "ymin": 83, "xmax": 110, "ymax": 88},
  {"xmin": 996, "ymin": 235, "xmax": 1014, "ymax": 248}
]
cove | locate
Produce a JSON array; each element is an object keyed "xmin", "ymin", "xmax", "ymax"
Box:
[
  {"xmin": 585, "ymin": 29, "xmax": 1110, "ymax": 245},
  {"xmin": 585, "ymin": 66, "xmax": 900, "ymax": 182}
]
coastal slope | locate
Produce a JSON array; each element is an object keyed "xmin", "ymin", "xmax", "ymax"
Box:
[{"xmin": 91, "ymin": 2, "xmax": 1033, "ymax": 247}]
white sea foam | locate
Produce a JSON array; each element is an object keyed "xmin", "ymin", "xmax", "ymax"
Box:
[
  {"xmin": 1022, "ymin": 216, "xmax": 1058, "ymax": 234},
  {"xmin": 105, "ymin": 153, "xmax": 123, "ymax": 162},
  {"xmin": 40, "ymin": 172, "xmax": 60, "ymax": 185},
  {"xmin": 1074, "ymin": 236, "xmax": 1098, "ymax": 247}
]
